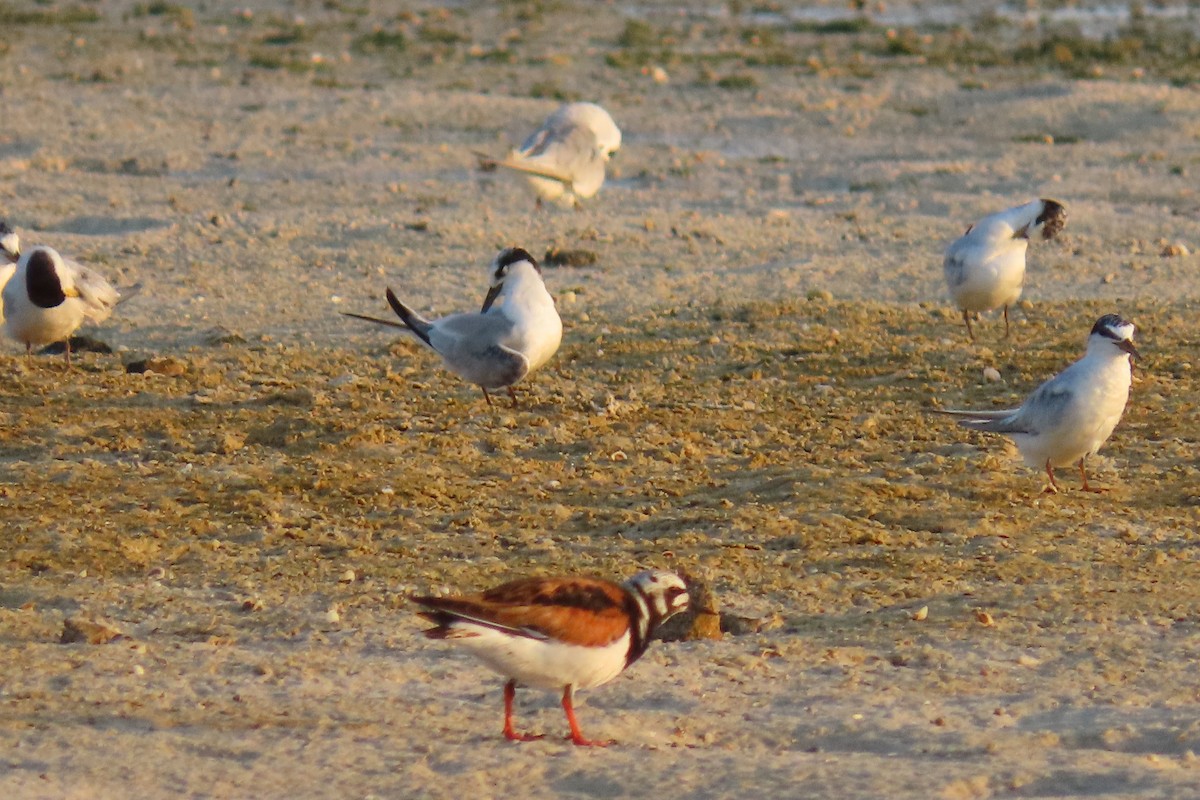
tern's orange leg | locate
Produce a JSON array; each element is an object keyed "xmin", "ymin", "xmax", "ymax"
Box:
[
  {"xmin": 561, "ymin": 687, "xmax": 612, "ymax": 747},
  {"xmin": 502, "ymin": 680, "xmax": 544, "ymax": 743},
  {"xmin": 1003, "ymin": 305, "xmax": 1011, "ymax": 339},
  {"xmin": 1079, "ymin": 458, "xmax": 1106, "ymax": 493},
  {"xmin": 1043, "ymin": 460, "xmax": 1060, "ymax": 494},
  {"xmin": 962, "ymin": 310, "xmax": 976, "ymax": 342}
]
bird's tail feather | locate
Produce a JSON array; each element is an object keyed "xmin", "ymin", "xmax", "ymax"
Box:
[
  {"xmin": 385, "ymin": 289, "xmax": 434, "ymax": 346},
  {"xmin": 930, "ymin": 407, "xmax": 1026, "ymax": 433},
  {"xmin": 115, "ymin": 282, "xmax": 143, "ymax": 307},
  {"xmin": 341, "ymin": 311, "xmax": 410, "ymax": 330}
]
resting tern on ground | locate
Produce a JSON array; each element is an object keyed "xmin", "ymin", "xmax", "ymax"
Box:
[
  {"xmin": 1, "ymin": 240, "xmax": 122, "ymax": 364},
  {"xmin": 944, "ymin": 198, "xmax": 1067, "ymax": 341},
  {"xmin": 935, "ymin": 314, "xmax": 1138, "ymax": 493},
  {"xmin": 343, "ymin": 247, "xmax": 562, "ymax": 406},
  {"xmin": 475, "ymin": 102, "xmax": 621, "ymax": 209}
]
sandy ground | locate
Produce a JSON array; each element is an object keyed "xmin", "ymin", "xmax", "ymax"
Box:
[{"xmin": 2, "ymin": 1, "xmax": 1200, "ymax": 798}]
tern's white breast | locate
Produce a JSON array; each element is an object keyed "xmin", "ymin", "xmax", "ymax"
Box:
[
  {"xmin": 1013, "ymin": 354, "xmax": 1132, "ymax": 469},
  {"xmin": 1, "ymin": 270, "xmax": 86, "ymax": 347},
  {"xmin": 0, "ymin": 262, "xmax": 15, "ymax": 326},
  {"xmin": 945, "ymin": 235, "xmax": 1027, "ymax": 312}
]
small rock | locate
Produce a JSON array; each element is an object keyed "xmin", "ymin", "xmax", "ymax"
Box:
[
  {"xmin": 40, "ymin": 336, "xmax": 112, "ymax": 356},
  {"xmin": 215, "ymin": 433, "xmax": 245, "ymax": 454},
  {"xmin": 806, "ymin": 289, "xmax": 834, "ymax": 302},
  {"xmin": 982, "ymin": 367, "xmax": 1002, "ymax": 383},
  {"xmin": 657, "ymin": 573, "xmax": 723, "ymax": 641},
  {"xmin": 126, "ymin": 356, "xmax": 186, "ymax": 376},
  {"xmin": 543, "ymin": 247, "xmax": 599, "ymax": 268},
  {"xmin": 339, "ymin": 569, "xmax": 357, "ymax": 584},
  {"xmin": 911, "ymin": 605, "xmax": 929, "ymax": 621},
  {"xmin": 1161, "ymin": 242, "xmax": 1190, "ymax": 257},
  {"xmin": 203, "ymin": 326, "xmax": 246, "ymax": 346},
  {"xmin": 61, "ymin": 617, "xmax": 123, "ymax": 644}
]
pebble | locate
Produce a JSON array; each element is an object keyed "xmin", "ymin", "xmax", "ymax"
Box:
[
  {"xmin": 61, "ymin": 617, "xmax": 122, "ymax": 645},
  {"xmin": 982, "ymin": 367, "xmax": 1002, "ymax": 383}
]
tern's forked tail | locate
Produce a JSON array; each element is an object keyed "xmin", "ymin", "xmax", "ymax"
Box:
[{"xmin": 385, "ymin": 289, "xmax": 433, "ymax": 346}]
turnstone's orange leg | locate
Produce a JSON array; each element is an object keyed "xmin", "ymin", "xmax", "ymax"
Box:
[
  {"xmin": 1079, "ymin": 458, "xmax": 1106, "ymax": 493},
  {"xmin": 561, "ymin": 687, "xmax": 612, "ymax": 747},
  {"xmin": 502, "ymin": 680, "xmax": 543, "ymax": 743},
  {"xmin": 1042, "ymin": 460, "xmax": 1060, "ymax": 494}
]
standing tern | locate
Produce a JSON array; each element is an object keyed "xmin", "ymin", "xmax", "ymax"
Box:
[
  {"xmin": 944, "ymin": 198, "xmax": 1067, "ymax": 340},
  {"xmin": 476, "ymin": 102, "xmax": 621, "ymax": 209},
  {"xmin": 344, "ymin": 247, "xmax": 562, "ymax": 406},
  {"xmin": 2, "ymin": 242, "xmax": 122, "ymax": 364},
  {"xmin": 935, "ymin": 314, "xmax": 1138, "ymax": 493}
]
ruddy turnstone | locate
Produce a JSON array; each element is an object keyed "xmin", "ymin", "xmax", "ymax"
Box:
[
  {"xmin": 935, "ymin": 314, "xmax": 1138, "ymax": 493},
  {"xmin": 413, "ymin": 570, "xmax": 689, "ymax": 746},
  {"xmin": 944, "ymin": 198, "xmax": 1067, "ymax": 340}
]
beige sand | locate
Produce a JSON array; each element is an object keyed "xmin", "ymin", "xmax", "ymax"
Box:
[{"xmin": 2, "ymin": 2, "xmax": 1200, "ymax": 798}]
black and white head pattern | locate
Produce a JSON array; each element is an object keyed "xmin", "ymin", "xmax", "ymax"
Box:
[
  {"xmin": 1035, "ymin": 199, "xmax": 1067, "ymax": 240},
  {"xmin": 623, "ymin": 570, "xmax": 689, "ymax": 666},
  {"xmin": 1091, "ymin": 313, "xmax": 1138, "ymax": 358},
  {"xmin": 490, "ymin": 247, "xmax": 540, "ymax": 285},
  {"xmin": 25, "ymin": 248, "xmax": 68, "ymax": 309}
]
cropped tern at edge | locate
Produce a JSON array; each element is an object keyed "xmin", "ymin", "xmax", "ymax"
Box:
[
  {"xmin": 343, "ymin": 247, "xmax": 562, "ymax": 406},
  {"xmin": 475, "ymin": 102, "xmax": 621, "ymax": 209},
  {"xmin": 944, "ymin": 198, "xmax": 1067, "ymax": 341},
  {"xmin": 0, "ymin": 229, "xmax": 123, "ymax": 364},
  {"xmin": 934, "ymin": 314, "xmax": 1138, "ymax": 493}
]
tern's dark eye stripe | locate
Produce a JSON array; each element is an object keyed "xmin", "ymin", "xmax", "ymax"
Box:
[
  {"xmin": 1091, "ymin": 313, "xmax": 1131, "ymax": 339},
  {"xmin": 497, "ymin": 247, "xmax": 535, "ymax": 270}
]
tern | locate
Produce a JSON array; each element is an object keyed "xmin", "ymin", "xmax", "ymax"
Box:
[
  {"xmin": 944, "ymin": 198, "xmax": 1067, "ymax": 340},
  {"xmin": 344, "ymin": 247, "xmax": 562, "ymax": 406},
  {"xmin": 2, "ymin": 243, "xmax": 121, "ymax": 364},
  {"xmin": 475, "ymin": 102, "xmax": 621, "ymax": 209},
  {"xmin": 936, "ymin": 314, "xmax": 1138, "ymax": 493}
]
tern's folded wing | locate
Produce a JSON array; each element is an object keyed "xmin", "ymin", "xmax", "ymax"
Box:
[{"xmin": 70, "ymin": 261, "xmax": 120, "ymax": 322}]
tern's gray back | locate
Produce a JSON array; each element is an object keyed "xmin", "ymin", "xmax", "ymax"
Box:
[
  {"xmin": 520, "ymin": 123, "xmax": 604, "ymax": 178},
  {"xmin": 429, "ymin": 312, "xmax": 530, "ymax": 389},
  {"xmin": 974, "ymin": 371, "xmax": 1075, "ymax": 436}
]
